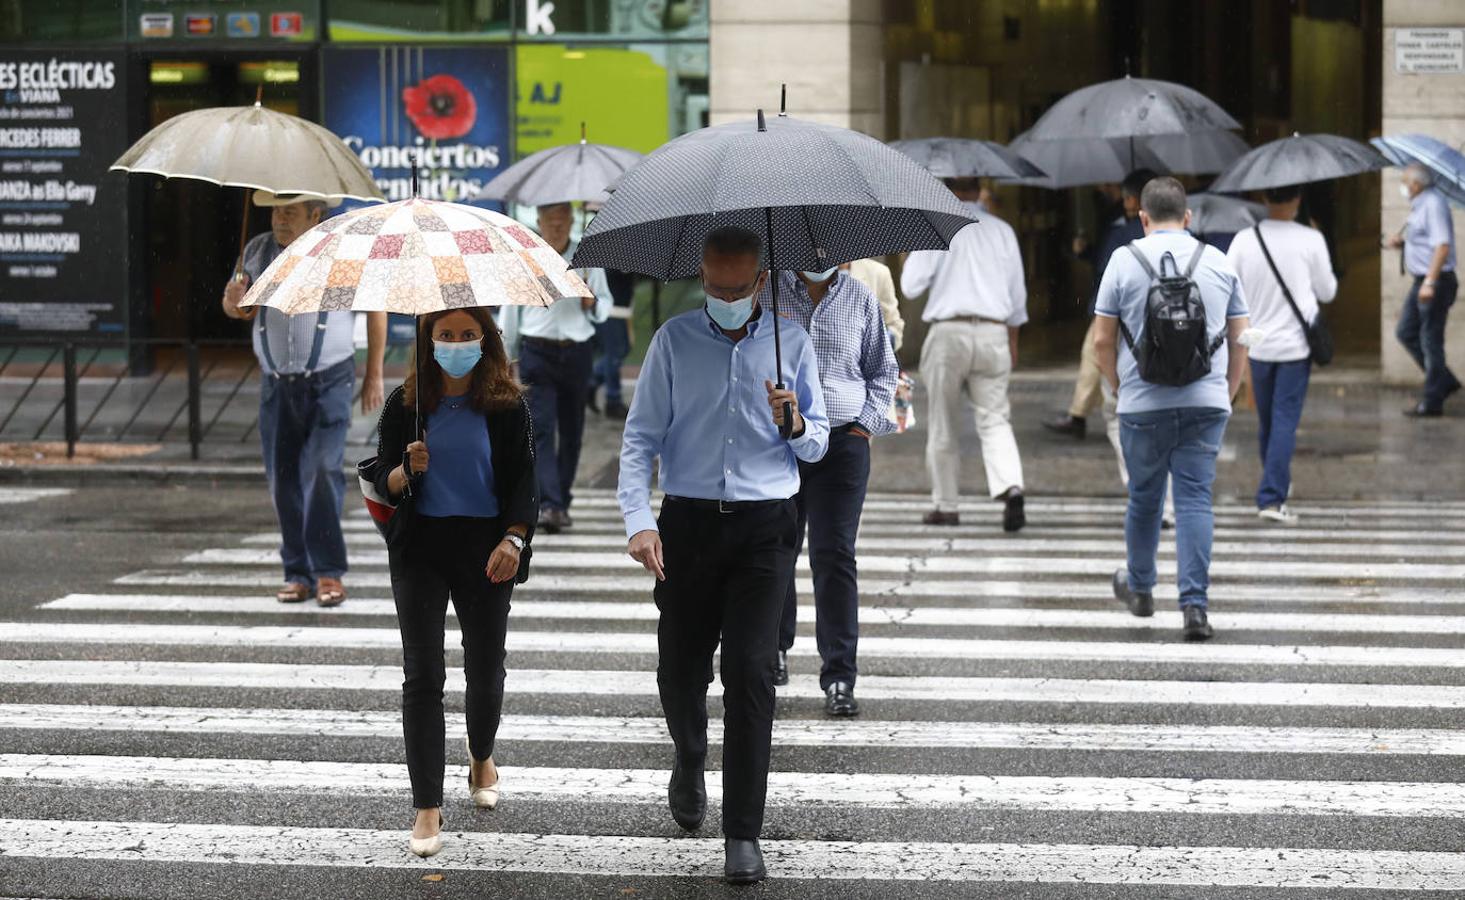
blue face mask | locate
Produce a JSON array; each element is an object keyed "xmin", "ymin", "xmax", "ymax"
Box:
[
  {"xmin": 801, "ymin": 266, "xmax": 838, "ymax": 283},
  {"xmin": 433, "ymin": 340, "xmax": 482, "ymax": 378},
  {"xmin": 705, "ymin": 293, "xmax": 756, "ymax": 330}
]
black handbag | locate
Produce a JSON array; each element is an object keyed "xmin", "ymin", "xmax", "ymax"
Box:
[{"xmin": 1253, "ymin": 225, "xmax": 1334, "ymax": 366}]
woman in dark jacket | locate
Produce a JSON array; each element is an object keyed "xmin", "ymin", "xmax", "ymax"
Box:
[{"xmin": 373, "ymin": 306, "xmax": 537, "ymax": 858}]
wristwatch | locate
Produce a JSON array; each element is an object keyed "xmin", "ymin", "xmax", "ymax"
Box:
[{"xmin": 503, "ymin": 533, "xmax": 526, "ymax": 552}]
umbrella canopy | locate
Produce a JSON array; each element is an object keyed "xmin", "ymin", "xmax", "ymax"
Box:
[
  {"xmin": 477, "ymin": 127, "xmax": 643, "ymax": 207},
  {"xmin": 572, "ymin": 112, "xmax": 975, "ymax": 280},
  {"xmin": 111, "ymin": 101, "xmax": 383, "ymax": 203},
  {"xmin": 1011, "ymin": 129, "xmax": 1246, "ymax": 188},
  {"xmin": 1371, "ymin": 134, "xmax": 1465, "ymax": 207},
  {"xmin": 1186, "ymin": 192, "xmax": 1265, "ymax": 235},
  {"xmin": 239, "ymin": 197, "xmax": 590, "ymax": 316},
  {"xmin": 1209, "ymin": 133, "xmax": 1389, "ymax": 193},
  {"xmin": 1024, "ymin": 76, "xmax": 1241, "ymax": 142},
  {"xmin": 888, "ymin": 137, "xmax": 1045, "ymax": 180}
]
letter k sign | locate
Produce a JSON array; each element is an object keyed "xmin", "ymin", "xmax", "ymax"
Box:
[{"xmin": 525, "ymin": 0, "xmax": 556, "ymax": 35}]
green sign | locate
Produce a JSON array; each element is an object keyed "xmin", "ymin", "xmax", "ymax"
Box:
[{"xmin": 514, "ymin": 44, "xmax": 670, "ymax": 158}]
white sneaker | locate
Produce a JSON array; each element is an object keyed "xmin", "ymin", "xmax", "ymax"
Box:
[{"xmin": 1258, "ymin": 505, "xmax": 1300, "ymax": 525}]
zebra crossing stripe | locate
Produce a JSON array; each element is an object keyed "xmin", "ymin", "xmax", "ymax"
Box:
[
  {"xmin": 175, "ymin": 548, "xmax": 1465, "ymax": 582},
  {"xmin": 4, "ymin": 622, "xmax": 1463, "ymax": 668},
  {"xmin": 7, "ymin": 754, "xmax": 1465, "ymax": 817},
  {"xmin": 0, "ymin": 488, "xmax": 70, "ymax": 505},
  {"xmin": 1, "ymin": 661, "xmax": 1460, "ymax": 708},
  {"xmin": 4, "ymin": 704, "xmax": 1461, "ymax": 755},
  {"xmin": 40, "ymin": 594, "xmax": 1465, "ymax": 635},
  {"xmin": 2, "ymin": 820, "xmax": 1460, "ymax": 888}
]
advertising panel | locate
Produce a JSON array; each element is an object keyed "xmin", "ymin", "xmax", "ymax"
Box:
[
  {"xmin": 0, "ymin": 51, "xmax": 129, "ymax": 335},
  {"xmin": 515, "ymin": 44, "xmax": 670, "ymax": 157}
]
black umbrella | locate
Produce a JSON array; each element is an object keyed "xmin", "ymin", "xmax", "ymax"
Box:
[
  {"xmin": 889, "ymin": 137, "xmax": 1045, "ymax": 180},
  {"xmin": 1209, "ymin": 133, "xmax": 1389, "ymax": 193},
  {"xmin": 572, "ymin": 109, "xmax": 974, "ymax": 436}
]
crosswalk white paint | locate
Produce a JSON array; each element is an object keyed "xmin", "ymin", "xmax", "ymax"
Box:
[
  {"xmin": 5, "ymin": 704, "xmax": 1461, "ymax": 755},
  {"xmin": 178, "ymin": 547, "xmax": 1465, "ymax": 582},
  {"xmin": 0, "ymin": 487, "xmax": 70, "ymax": 505},
  {"xmin": 6, "ymin": 621, "xmax": 1462, "ymax": 669},
  {"xmin": 9, "ymin": 754, "xmax": 1463, "ymax": 818},
  {"xmin": 1, "ymin": 660, "xmax": 1460, "ymax": 708},
  {"xmin": 112, "ymin": 569, "xmax": 1465, "ymax": 606},
  {"xmin": 43, "ymin": 593, "xmax": 1465, "ymax": 635},
  {"xmin": 2, "ymin": 820, "xmax": 1461, "ymax": 889}
]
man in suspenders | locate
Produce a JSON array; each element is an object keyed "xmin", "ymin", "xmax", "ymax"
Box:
[{"xmin": 221, "ymin": 191, "xmax": 387, "ymax": 607}]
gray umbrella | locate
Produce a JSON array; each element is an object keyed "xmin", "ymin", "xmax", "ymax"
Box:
[
  {"xmin": 889, "ymin": 137, "xmax": 1045, "ymax": 180},
  {"xmin": 572, "ymin": 110, "xmax": 975, "ymax": 435},
  {"xmin": 1209, "ymin": 133, "xmax": 1389, "ymax": 193},
  {"xmin": 476, "ymin": 124, "xmax": 642, "ymax": 206},
  {"xmin": 1011, "ymin": 129, "xmax": 1246, "ymax": 188},
  {"xmin": 1187, "ymin": 192, "xmax": 1265, "ymax": 235},
  {"xmin": 1025, "ymin": 76, "xmax": 1241, "ymax": 141}
]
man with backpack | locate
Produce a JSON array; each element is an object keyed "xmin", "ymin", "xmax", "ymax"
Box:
[{"xmin": 1092, "ymin": 177, "xmax": 1251, "ymax": 641}]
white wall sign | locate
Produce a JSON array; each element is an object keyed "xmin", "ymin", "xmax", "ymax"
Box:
[{"xmin": 1395, "ymin": 28, "xmax": 1465, "ymax": 74}]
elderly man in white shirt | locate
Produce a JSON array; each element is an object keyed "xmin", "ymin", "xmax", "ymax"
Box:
[
  {"xmin": 901, "ymin": 181, "xmax": 1027, "ymax": 531},
  {"xmin": 1224, "ymin": 185, "xmax": 1337, "ymax": 524}
]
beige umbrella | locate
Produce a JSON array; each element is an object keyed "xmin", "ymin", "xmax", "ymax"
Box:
[{"xmin": 110, "ymin": 93, "xmax": 383, "ymax": 275}]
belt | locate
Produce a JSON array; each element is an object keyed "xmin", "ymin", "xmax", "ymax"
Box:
[
  {"xmin": 938, "ymin": 315, "xmax": 1007, "ymax": 326},
  {"xmin": 523, "ymin": 335, "xmax": 584, "ymax": 348},
  {"xmin": 665, "ymin": 495, "xmax": 787, "ymax": 514}
]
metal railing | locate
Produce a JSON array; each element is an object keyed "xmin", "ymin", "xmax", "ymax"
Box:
[{"xmin": 0, "ymin": 338, "xmax": 411, "ymax": 460}]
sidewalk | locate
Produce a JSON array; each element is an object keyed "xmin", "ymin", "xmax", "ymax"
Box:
[{"xmin": 4, "ymin": 367, "xmax": 1462, "ymax": 502}]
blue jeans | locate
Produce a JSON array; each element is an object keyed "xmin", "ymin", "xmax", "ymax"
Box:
[
  {"xmin": 590, "ymin": 318, "xmax": 630, "ymax": 405},
  {"xmin": 1250, "ymin": 359, "xmax": 1311, "ymax": 509},
  {"xmin": 258, "ymin": 358, "xmax": 353, "ymax": 586},
  {"xmin": 778, "ymin": 428, "xmax": 871, "ymax": 689},
  {"xmin": 519, "ymin": 338, "xmax": 594, "ymax": 512},
  {"xmin": 1119, "ymin": 407, "xmax": 1230, "ymax": 609},
  {"xmin": 1396, "ymin": 272, "xmax": 1460, "ymax": 410}
]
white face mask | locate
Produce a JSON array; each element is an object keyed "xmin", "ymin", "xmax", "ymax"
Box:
[{"xmin": 1400, "ymin": 183, "xmax": 1413, "ymax": 200}]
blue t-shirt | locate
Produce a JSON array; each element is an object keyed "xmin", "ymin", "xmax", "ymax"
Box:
[
  {"xmin": 1094, "ymin": 230, "xmax": 1248, "ymax": 415},
  {"xmin": 417, "ymin": 396, "xmax": 500, "ymax": 519}
]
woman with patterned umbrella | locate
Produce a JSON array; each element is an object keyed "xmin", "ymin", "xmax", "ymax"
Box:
[{"xmin": 242, "ymin": 195, "xmax": 589, "ymax": 859}]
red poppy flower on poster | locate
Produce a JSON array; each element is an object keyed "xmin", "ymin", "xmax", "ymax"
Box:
[{"xmin": 402, "ymin": 74, "xmax": 478, "ymax": 140}]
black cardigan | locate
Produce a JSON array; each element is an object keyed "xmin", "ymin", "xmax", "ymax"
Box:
[{"xmin": 373, "ymin": 384, "xmax": 539, "ymax": 557}]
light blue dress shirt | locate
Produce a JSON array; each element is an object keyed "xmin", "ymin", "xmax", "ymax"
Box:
[
  {"xmin": 1404, "ymin": 187, "xmax": 1456, "ymax": 276},
  {"xmin": 1094, "ymin": 230, "xmax": 1248, "ymax": 415},
  {"xmin": 763, "ymin": 272, "xmax": 899, "ymax": 436},
  {"xmin": 618, "ymin": 305, "xmax": 830, "ymax": 538},
  {"xmin": 499, "ymin": 238, "xmax": 612, "ymax": 358},
  {"xmin": 242, "ymin": 232, "xmax": 355, "ymax": 375}
]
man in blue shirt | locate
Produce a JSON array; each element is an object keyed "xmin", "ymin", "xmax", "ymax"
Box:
[
  {"xmin": 1093, "ymin": 177, "xmax": 1250, "ymax": 641},
  {"xmin": 619, "ymin": 226, "xmax": 828, "ymax": 885},
  {"xmin": 761, "ymin": 269, "xmax": 897, "ymax": 716},
  {"xmin": 1387, "ymin": 163, "xmax": 1459, "ymax": 417}
]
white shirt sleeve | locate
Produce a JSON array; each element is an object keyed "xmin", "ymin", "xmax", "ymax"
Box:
[
  {"xmin": 1003, "ymin": 225, "xmax": 1028, "ymax": 327},
  {"xmin": 900, "ymin": 251, "xmax": 939, "ymax": 299},
  {"xmin": 1308, "ymin": 231, "xmax": 1338, "ymax": 304}
]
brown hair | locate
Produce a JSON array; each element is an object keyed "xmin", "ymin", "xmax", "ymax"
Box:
[{"xmin": 403, "ymin": 307, "xmax": 521, "ymax": 415}]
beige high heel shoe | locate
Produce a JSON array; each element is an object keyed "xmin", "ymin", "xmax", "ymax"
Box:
[
  {"xmin": 408, "ymin": 810, "xmax": 444, "ymax": 858},
  {"xmin": 465, "ymin": 737, "xmax": 500, "ymax": 810}
]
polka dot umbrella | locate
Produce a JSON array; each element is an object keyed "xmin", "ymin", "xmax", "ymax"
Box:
[{"xmin": 571, "ymin": 106, "xmax": 976, "ymax": 436}]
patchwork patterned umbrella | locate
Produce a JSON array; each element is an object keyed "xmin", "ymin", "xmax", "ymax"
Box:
[{"xmin": 239, "ymin": 197, "xmax": 591, "ymax": 315}]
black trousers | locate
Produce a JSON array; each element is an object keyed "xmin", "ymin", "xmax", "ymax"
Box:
[
  {"xmin": 778, "ymin": 428, "xmax": 871, "ymax": 688},
  {"xmin": 519, "ymin": 338, "xmax": 594, "ymax": 513},
  {"xmin": 389, "ymin": 515, "xmax": 514, "ymax": 809},
  {"xmin": 654, "ymin": 496, "xmax": 798, "ymax": 840}
]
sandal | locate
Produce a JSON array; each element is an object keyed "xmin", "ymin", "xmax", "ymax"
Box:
[
  {"xmin": 316, "ymin": 577, "xmax": 346, "ymax": 608},
  {"xmin": 275, "ymin": 582, "xmax": 311, "ymax": 604}
]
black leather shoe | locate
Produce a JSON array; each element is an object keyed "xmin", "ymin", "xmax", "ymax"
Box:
[
  {"xmin": 536, "ymin": 509, "xmax": 562, "ymax": 535},
  {"xmin": 1182, "ymin": 606, "xmax": 1214, "ymax": 641},
  {"xmin": 772, "ymin": 650, "xmax": 789, "ymax": 687},
  {"xmin": 667, "ymin": 758, "xmax": 706, "ymax": 831},
  {"xmin": 922, "ymin": 509, "xmax": 960, "ymax": 526},
  {"xmin": 724, "ymin": 838, "xmax": 766, "ymax": 885},
  {"xmin": 1404, "ymin": 403, "xmax": 1443, "ymax": 418},
  {"xmin": 586, "ymin": 391, "xmax": 600, "ymax": 414},
  {"xmin": 1111, "ymin": 568, "xmax": 1154, "ymax": 617},
  {"xmin": 1043, "ymin": 413, "xmax": 1086, "ymax": 439},
  {"xmin": 1002, "ymin": 489, "xmax": 1026, "ymax": 532},
  {"xmin": 825, "ymin": 681, "xmax": 858, "ymax": 717},
  {"xmin": 605, "ymin": 400, "xmax": 629, "ymax": 420}
]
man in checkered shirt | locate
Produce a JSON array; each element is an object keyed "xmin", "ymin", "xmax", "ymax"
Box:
[{"xmin": 759, "ymin": 267, "xmax": 898, "ymax": 717}]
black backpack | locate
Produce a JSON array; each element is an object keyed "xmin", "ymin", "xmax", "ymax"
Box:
[{"xmin": 1118, "ymin": 240, "xmax": 1225, "ymax": 387}]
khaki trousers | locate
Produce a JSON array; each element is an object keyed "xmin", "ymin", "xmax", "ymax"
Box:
[
  {"xmin": 1067, "ymin": 320, "xmax": 1105, "ymax": 419},
  {"xmin": 920, "ymin": 320, "xmax": 1024, "ymax": 511}
]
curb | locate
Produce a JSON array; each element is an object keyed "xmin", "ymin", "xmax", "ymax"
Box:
[{"xmin": 0, "ymin": 462, "xmax": 277, "ymax": 487}]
